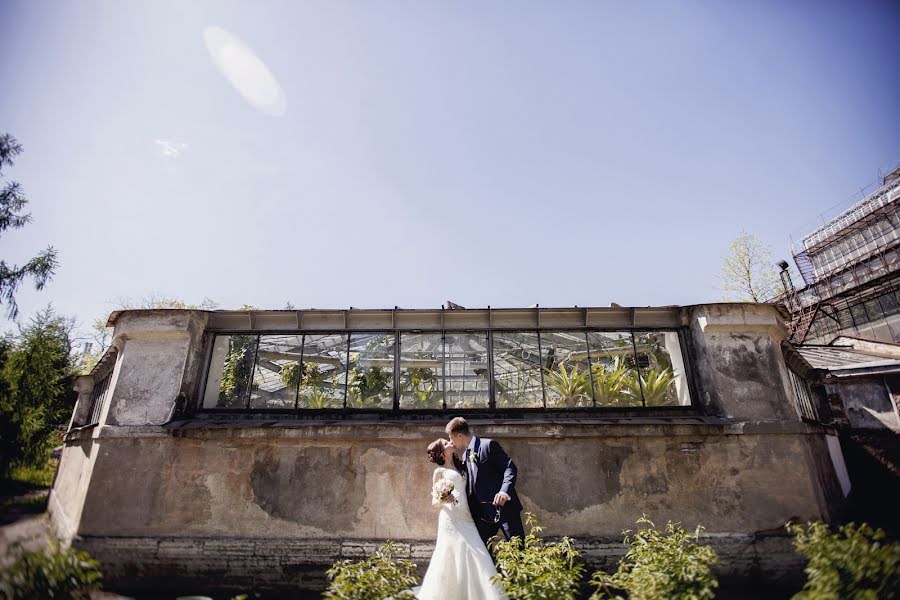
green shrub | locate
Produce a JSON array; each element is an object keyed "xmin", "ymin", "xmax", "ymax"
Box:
[
  {"xmin": 787, "ymin": 520, "xmax": 900, "ymax": 600},
  {"xmin": 591, "ymin": 516, "xmax": 718, "ymax": 600},
  {"xmin": 324, "ymin": 541, "xmax": 419, "ymax": 600},
  {"xmin": 489, "ymin": 512, "xmax": 585, "ymax": 600},
  {"xmin": 0, "ymin": 539, "xmax": 103, "ymax": 599}
]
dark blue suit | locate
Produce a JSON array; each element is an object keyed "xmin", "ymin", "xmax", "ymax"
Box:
[{"xmin": 464, "ymin": 436, "xmax": 526, "ymax": 543}]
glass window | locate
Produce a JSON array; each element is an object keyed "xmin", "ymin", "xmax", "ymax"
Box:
[
  {"xmin": 248, "ymin": 335, "xmax": 304, "ymax": 409},
  {"xmin": 586, "ymin": 332, "xmax": 642, "ymax": 407},
  {"xmin": 203, "ymin": 334, "xmax": 259, "ymax": 409},
  {"xmin": 444, "ymin": 332, "xmax": 490, "ymax": 409},
  {"xmin": 539, "ymin": 331, "xmax": 592, "ymax": 408},
  {"xmin": 632, "ymin": 331, "xmax": 690, "ymax": 406},
  {"xmin": 493, "ymin": 331, "xmax": 545, "ymax": 408},
  {"xmin": 347, "ymin": 333, "xmax": 394, "ymax": 409},
  {"xmin": 879, "ymin": 290, "xmax": 899, "ymax": 317},
  {"xmin": 399, "ymin": 333, "xmax": 445, "ymax": 409},
  {"xmin": 850, "ymin": 303, "xmax": 868, "ymax": 327},
  {"xmin": 298, "ymin": 334, "xmax": 348, "ymax": 409}
]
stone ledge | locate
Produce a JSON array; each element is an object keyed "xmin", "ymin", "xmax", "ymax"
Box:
[
  {"xmin": 65, "ymin": 418, "xmax": 832, "ymax": 441},
  {"xmin": 75, "ymin": 532, "xmax": 804, "ymax": 595}
]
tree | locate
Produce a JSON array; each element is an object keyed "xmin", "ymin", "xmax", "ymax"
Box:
[
  {"xmin": 717, "ymin": 231, "xmax": 783, "ymax": 302},
  {"xmin": 0, "ymin": 134, "xmax": 58, "ymax": 320},
  {"xmin": 0, "ymin": 306, "xmax": 77, "ymax": 478}
]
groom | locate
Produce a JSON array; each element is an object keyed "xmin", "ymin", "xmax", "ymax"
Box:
[{"xmin": 445, "ymin": 417, "xmax": 525, "ymax": 544}]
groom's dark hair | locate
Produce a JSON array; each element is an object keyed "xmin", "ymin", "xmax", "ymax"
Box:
[{"xmin": 446, "ymin": 417, "xmax": 470, "ymax": 435}]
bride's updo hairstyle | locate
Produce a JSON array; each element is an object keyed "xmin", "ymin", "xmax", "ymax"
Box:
[
  {"xmin": 427, "ymin": 439, "xmax": 466, "ymax": 473},
  {"xmin": 427, "ymin": 439, "xmax": 446, "ymax": 465}
]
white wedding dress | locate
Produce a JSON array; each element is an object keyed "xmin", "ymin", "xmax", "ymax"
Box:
[{"xmin": 413, "ymin": 467, "xmax": 508, "ymax": 600}]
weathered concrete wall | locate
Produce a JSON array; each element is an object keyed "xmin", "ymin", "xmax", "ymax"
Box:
[
  {"xmin": 62, "ymin": 419, "xmax": 842, "ymax": 594},
  {"xmin": 104, "ymin": 311, "xmax": 208, "ymax": 426},
  {"xmin": 74, "ymin": 422, "xmax": 831, "ymax": 540},
  {"xmin": 687, "ymin": 304, "xmax": 799, "ymax": 421}
]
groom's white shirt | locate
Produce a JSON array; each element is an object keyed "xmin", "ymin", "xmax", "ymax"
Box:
[{"xmin": 467, "ymin": 435, "xmax": 510, "ymax": 502}]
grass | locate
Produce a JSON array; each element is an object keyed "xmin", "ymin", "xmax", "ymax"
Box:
[
  {"xmin": 0, "ymin": 457, "xmax": 59, "ymax": 523},
  {"xmin": 9, "ymin": 458, "xmax": 59, "ymax": 488}
]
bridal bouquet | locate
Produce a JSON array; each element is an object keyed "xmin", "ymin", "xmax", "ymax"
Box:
[{"xmin": 431, "ymin": 479, "xmax": 459, "ymax": 505}]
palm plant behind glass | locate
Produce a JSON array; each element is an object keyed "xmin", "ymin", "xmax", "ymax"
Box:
[
  {"xmin": 623, "ymin": 367, "xmax": 677, "ymax": 406},
  {"xmin": 591, "ymin": 356, "xmax": 630, "ymax": 406},
  {"xmin": 544, "ymin": 363, "xmax": 592, "ymax": 407}
]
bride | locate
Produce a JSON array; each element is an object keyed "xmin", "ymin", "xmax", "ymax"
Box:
[{"xmin": 413, "ymin": 438, "xmax": 508, "ymax": 600}]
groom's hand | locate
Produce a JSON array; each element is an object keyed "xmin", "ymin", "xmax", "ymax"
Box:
[{"xmin": 493, "ymin": 492, "xmax": 509, "ymax": 507}]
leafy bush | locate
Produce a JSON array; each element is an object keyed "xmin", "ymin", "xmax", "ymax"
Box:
[
  {"xmin": 591, "ymin": 516, "xmax": 718, "ymax": 600},
  {"xmin": 324, "ymin": 541, "xmax": 419, "ymax": 600},
  {"xmin": 0, "ymin": 540, "xmax": 103, "ymax": 599},
  {"xmin": 489, "ymin": 513, "xmax": 585, "ymax": 600},
  {"xmin": 787, "ymin": 520, "xmax": 900, "ymax": 600}
]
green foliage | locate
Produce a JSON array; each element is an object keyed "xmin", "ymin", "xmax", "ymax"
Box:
[
  {"xmin": 401, "ymin": 367, "xmax": 440, "ymax": 408},
  {"xmin": 591, "ymin": 357, "xmax": 629, "ymax": 406},
  {"xmin": 622, "ymin": 368, "xmax": 677, "ymax": 407},
  {"xmin": 0, "ymin": 306, "xmax": 76, "ymax": 478},
  {"xmin": 324, "ymin": 541, "xmax": 419, "ymax": 600},
  {"xmin": 0, "ymin": 133, "xmax": 58, "ymax": 321},
  {"xmin": 347, "ymin": 365, "xmax": 391, "ymax": 408},
  {"xmin": 544, "ymin": 363, "xmax": 592, "ymax": 407},
  {"xmin": 0, "ymin": 539, "xmax": 103, "ymax": 599},
  {"xmin": 218, "ymin": 335, "xmax": 256, "ymax": 406},
  {"xmin": 591, "ymin": 516, "xmax": 719, "ymax": 600},
  {"xmin": 490, "ymin": 513, "xmax": 585, "ymax": 600},
  {"xmin": 284, "ymin": 362, "xmax": 341, "ymax": 409},
  {"xmin": 787, "ymin": 520, "xmax": 900, "ymax": 600}
]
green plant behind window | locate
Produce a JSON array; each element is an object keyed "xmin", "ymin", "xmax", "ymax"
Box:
[
  {"xmin": 591, "ymin": 356, "xmax": 629, "ymax": 406},
  {"xmin": 401, "ymin": 367, "xmax": 440, "ymax": 408},
  {"xmin": 787, "ymin": 520, "xmax": 900, "ymax": 600},
  {"xmin": 219, "ymin": 336, "xmax": 256, "ymax": 407},
  {"xmin": 544, "ymin": 363, "xmax": 592, "ymax": 407},
  {"xmin": 622, "ymin": 368, "xmax": 677, "ymax": 407},
  {"xmin": 490, "ymin": 512, "xmax": 585, "ymax": 600},
  {"xmin": 324, "ymin": 541, "xmax": 419, "ymax": 600},
  {"xmin": 347, "ymin": 365, "xmax": 391, "ymax": 408},
  {"xmin": 591, "ymin": 515, "xmax": 718, "ymax": 600}
]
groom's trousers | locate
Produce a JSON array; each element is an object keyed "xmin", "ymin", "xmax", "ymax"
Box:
[{"xmin": 476, "ymin": 509, "xmax": 526, "ymax": 545}]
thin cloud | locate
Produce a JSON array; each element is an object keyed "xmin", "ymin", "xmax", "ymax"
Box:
[{"xmin": 155, "ymin": 139, "xmax": 188, "ymax": 158}]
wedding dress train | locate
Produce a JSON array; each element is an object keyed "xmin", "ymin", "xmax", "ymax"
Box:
[{"xmin": 414, "ymin": 467, "xmax": 507, "ymax": 600}]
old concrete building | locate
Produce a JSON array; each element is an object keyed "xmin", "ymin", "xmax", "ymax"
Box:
[{"xmin": 49, "ymin": 303, "xmax": 852, "ymax": 596}]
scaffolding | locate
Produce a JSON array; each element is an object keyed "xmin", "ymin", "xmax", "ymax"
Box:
[{"xmin": 784, "ymin": 168, "xmax": 900, "ymax": 343}]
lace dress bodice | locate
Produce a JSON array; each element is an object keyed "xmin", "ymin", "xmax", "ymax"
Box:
[{"xmin": 433, "ymin": 467, "xmax": 473, "ymax": 523}]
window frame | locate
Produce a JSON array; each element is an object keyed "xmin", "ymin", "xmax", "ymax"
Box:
[{"xmin": 196, "ymin": 326, "xmax": 699, "ymax": 416}]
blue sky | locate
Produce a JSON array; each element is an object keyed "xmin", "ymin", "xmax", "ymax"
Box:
[{"xmin": 1, "ymin": 0, "xmax": 898, "ymax": 337}]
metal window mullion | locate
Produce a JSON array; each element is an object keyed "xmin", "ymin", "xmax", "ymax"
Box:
[
  {"xmin": 585, "ymin": 332, "xmax": 597, "ymax": 408},
  {"xmin": 442, "ymin": 332, "xmax": 447, "ymax": 411},
  {"xmin": 536, "ymin": 331, "xmax": 547, "ymax": 409},
  {"xmin": 294, "ymin": 334, "xmax": 305, "ymax": 411},
  {"xmin": 630, "ymin": 332, "xmax": 646, "ymax": 408},
  {"xmin": 393, "ymin": 333, "xmax": 400, "ymax": 412},
  {"xmin": 245, "ymin": 335, "xmax": 261, "ymax": 409},
  {"xmin": 342, "ymin": 333, "xmax": 350, "ymax": 410},
  {"xmin": 487, "ymin": 331, "xmax": 496, "ymax": 410}
]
